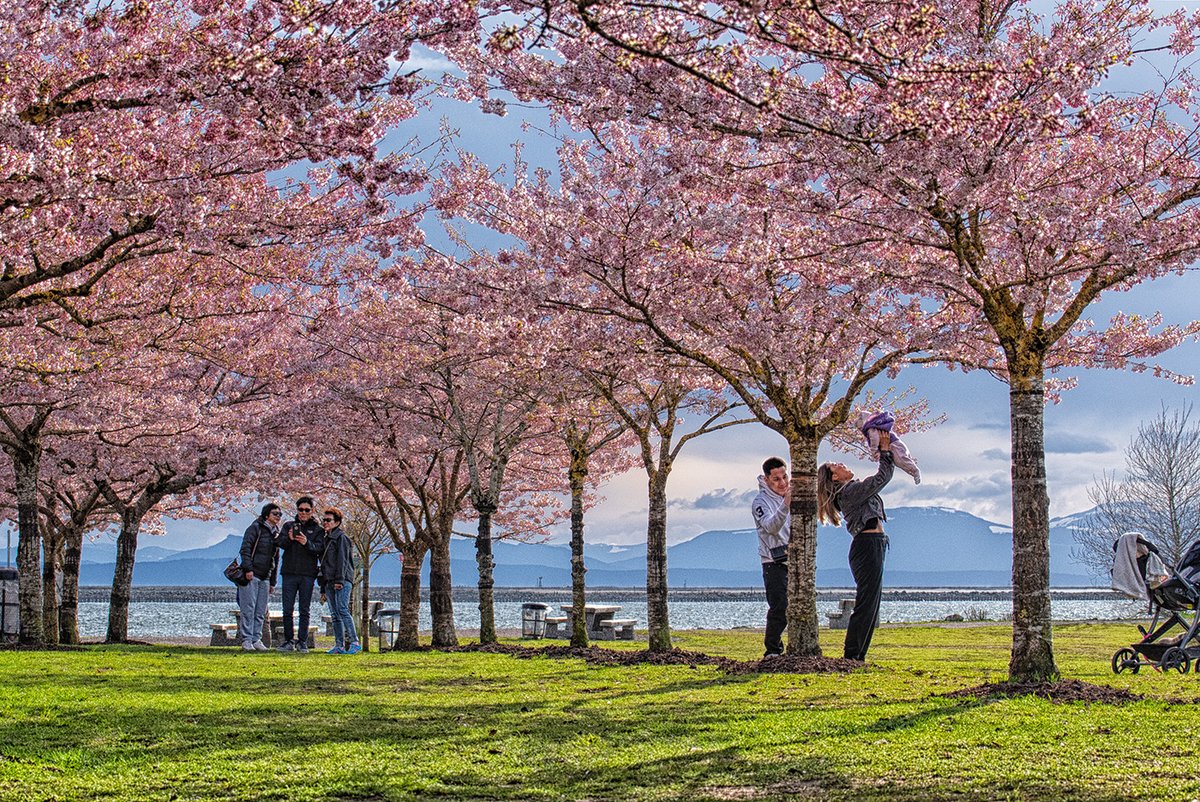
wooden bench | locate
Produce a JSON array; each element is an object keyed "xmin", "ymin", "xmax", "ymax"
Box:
[
  {"xmin": 543, "ymin": 616, "xmax": 570, "ymax": 639},
  {"xmin": 596, "ymin": 619, "xmax": 637, "ymax": 641},
  {"xmin": 209, "ymin": 623, "xmax": 240, "ymax": 646},
  {"xmin": 826, "ymin": 598, "xmax": 855, "ymax": 630}
]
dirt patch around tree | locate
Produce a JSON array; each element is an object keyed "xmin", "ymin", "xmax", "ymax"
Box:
[
  {"xmin": 446, "ymin": 642, "xmax": 861, "ymax": 674},
  {"xmin": 945, "ymin": 679, "xmax": 1144, "ymax": 704}
]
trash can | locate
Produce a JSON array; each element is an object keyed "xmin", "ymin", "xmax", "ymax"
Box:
[
  {"xmin": 0, "ymin": 567, "xmax": 17, "ymax": 642},
  {"xmin": 521, "ymin": 602, "xmax": 550, "ymax": 639},
  {"xmin": 376, "ymin": 609, "xmax": 402, "ymax": 652}
]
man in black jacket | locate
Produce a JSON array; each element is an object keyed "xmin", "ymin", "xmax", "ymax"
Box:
[{"xmin": 274, "ymin": 496, "xmax": 325, "ymax": 653}]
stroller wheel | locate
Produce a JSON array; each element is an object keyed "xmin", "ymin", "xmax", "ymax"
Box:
[
  {"xmin": 1161, "ymin": 647, "xmax": 1191, "ymax": 674},
  {"xmin": 1111, "ymin": 647, "xmax": 1140, "ymax": 674}
]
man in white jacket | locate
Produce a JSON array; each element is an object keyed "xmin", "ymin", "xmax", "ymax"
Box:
[{"xmin": 752, "ymin": 456, "xmax": 790, "ymax": 657}]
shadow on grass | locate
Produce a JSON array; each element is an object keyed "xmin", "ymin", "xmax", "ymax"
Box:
[
  {"xmin": 857, "ymin": 696, "xmax": 990, "ymax": 735},
  {"xmin": 0, "ymin": 644, "xmax": 1166, "ymax": 802}
]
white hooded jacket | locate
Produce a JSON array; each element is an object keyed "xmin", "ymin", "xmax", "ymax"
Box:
[{"xmin": 752, "ymin": 475, "xmax": 790, "ymax": 564}]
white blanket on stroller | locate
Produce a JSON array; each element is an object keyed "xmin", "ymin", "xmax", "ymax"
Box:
[{"xmin": 1112, "ymin": 531, "xmax": 1167, "ymax": 600}]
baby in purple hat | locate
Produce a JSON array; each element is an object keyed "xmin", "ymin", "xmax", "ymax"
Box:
[{"xmin": 859, "ymin": 410, "xmax": 921, "ymax": 484}]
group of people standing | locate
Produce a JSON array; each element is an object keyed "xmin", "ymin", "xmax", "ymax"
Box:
[
  {"xmin": 237, "ymin": 496, "xmax": 361, "ymax": 654},
  {"xmin": 754, "ymin": 429, "xmax": 901, "ymax": 662}
]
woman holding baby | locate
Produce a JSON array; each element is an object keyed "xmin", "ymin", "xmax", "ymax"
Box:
[{"xmin": 816, "ymin": 429, "xmax": 897, "ymax": 662}]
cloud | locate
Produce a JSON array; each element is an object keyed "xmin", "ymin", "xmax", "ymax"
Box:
[
  {"xmin": 1044, "ymin": 432, "xmax": 1114, "ymax": 454},
  {"xmin": 968, "ymin": 421, "xmax": 1009, "ymax": 432},
  {"xmin": 889, "ymin": 472, "xmax": 1012, "ymax": 509},
  {"xmin": 670, "ymin": 488, "xmax": 757, "ymax": 511},
  {"xmin": 981, "ymin": 448, "xmax": 1010, "ymax": 461},
  {"xmin": 395, "ymin": 44, "xmax": 460, "ymax": 75}
]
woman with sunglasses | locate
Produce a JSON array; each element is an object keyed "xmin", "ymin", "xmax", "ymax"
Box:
[
  {"xmin": 318, "ymin": 508, "xmax": 361, "ymax": 654},
  {"xmin": 238, "ymin": 503, "xmax": 281, "ymax": 651}
]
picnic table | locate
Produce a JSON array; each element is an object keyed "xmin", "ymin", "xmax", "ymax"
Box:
[
  {"xmin": 561, "ymin": 604, "xmax": 622, "ymax": 632},
  {"xmin": 545, "ymin": 604, "xmax": 636, "ymax": 640},
  {"xmin": 219, "ymin": 609, "xmax": 314, "ymax": 649},
  {"xmin": 223, "ymin": 608, "xmax": 281, "ymax": 647}
]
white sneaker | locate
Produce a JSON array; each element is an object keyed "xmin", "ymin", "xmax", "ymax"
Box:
[
  {"xmin": 241, "ymin": 641, "xmax": 256, "ymax": 651},
  {"xmin": 253, "ymin": 641, "xmax": 268, "ymax": 651}
]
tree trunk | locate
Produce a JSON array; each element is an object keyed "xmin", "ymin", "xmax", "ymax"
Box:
[
  {"xmin": 59, "ymin": 524, "xmax": 83, "ymax": 645},
  {"xmin": 475, "ymin": 504, "xmax": 496, "ymax": 644},
  {"xmin": 396, "ymin": 543, "xmax": 427, "ymax": 650},
  {"xmin": 568, "ymin": 451, "xmax": 589, "ymax": 648},
  {"xmin": 428, "ymin": 533, "xmax": 457, "ymax": 647},
  {"xmin": 785, "ymin": 435, "xmax": 822, "ymax": 656},
  {"xmin": 1008, "ymin": 378, "xmax": 1059, "ymax": 682},
  {"xmin": 646, "ymin": 469, "xmax": 672, "ymax": 652},
  {"xmin": 106, "ymin": 508, "xmax": 143, "ymax": 643},
  {"xmin": 12, "ymin": 446, "xmax": 43, "ymax": 645},
  {"xmin": 41, "ymin": 531, "xmax": 62, "ymax": 646}
]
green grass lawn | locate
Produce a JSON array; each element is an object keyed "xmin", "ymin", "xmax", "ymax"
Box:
[{"xmin": 1, "ymin": 624, "xmax": 1198, "ymax": 801}]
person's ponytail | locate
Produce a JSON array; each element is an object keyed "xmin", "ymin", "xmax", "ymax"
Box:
[{"xmin": 816, "ymin": 464, "xmax": 841, "ymax": 526}]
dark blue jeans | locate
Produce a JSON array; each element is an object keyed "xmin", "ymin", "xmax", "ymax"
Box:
[
  {"xmin": 280, "ymin": 574, "xmax": 315, "ymax": 645},
  {"xmin": 844, "ymin": 533, "xmax": 888, "ymax": 661},
  {"xmin": 330, "ymin": 583, "xmax": 358, "ymax": 648},
  {"xmin": 762, "ymin": 562, "xmax": 788, "ymax": 656}
]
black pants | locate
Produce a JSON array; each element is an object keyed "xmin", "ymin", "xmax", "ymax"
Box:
[
  {"xmin": 844, "ymin": 533, "xmax": 888, "ymax": 661},
  {"xmin": 762, "ymin": 562, "xmax": 788, "ymax": 655},
  {"xmin": 280, "ymin": 573, "xmax": 316, "ymax": 644}
]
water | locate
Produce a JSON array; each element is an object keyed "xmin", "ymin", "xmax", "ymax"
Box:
[{"xmin": 76, "ymin": 595, "xmax": 1148, "ymax": 639}]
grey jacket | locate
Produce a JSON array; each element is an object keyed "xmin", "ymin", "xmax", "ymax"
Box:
[
  {"xmin": 319, "ymin": 527, "xmax": 355, "ymax": 588},
  {"xmin": 835, "ymin": 451, "xmax": 894, "ymax": 537},
  {"xmin": 752, "ymin": 475, "xmax": 789, "ymax": 564}
]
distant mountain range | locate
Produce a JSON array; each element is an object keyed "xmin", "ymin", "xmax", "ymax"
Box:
[{"xmin": 74, "ymin": 505, "xmax": 1104, "ymax": 588}]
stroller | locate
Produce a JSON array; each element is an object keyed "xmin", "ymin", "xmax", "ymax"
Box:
[{"xmin": 1110, "ymin": 532, "xmax": 1200, "ymax": 674}]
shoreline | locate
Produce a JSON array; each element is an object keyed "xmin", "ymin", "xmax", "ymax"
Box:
[
  {"xmin": 78, "ymin": 585, "xmax": 1123, "ymax": 604},
  {"xmin": 85, "ymin": 619, "xmax": 1137, "ymax": 650}
]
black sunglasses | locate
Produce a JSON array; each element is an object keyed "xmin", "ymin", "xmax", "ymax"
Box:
[
  {"xmin": 297, "ymin": 507, "xmax": 312, "ymax": 512},
  {"xmin": 322, "ymin": 517, "xmax": 335, "ymax": 522}
]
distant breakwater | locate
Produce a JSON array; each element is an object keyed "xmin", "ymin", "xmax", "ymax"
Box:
[{"xmin": 80, "ymin": 586, "xmax": 1123, "ymax": 604}]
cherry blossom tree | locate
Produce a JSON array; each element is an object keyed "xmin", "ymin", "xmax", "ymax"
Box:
[
  {"xmin": 388, "ymin": 261, "xmax": 572, "ymax": 644},
  {"xmin": 0, "ymin": 313, "xmax": 116, "ymax": 643},
  {"xmin": 289, "ymin": 287, "xmax": 475, "ymax": 648},
  {"xmin": 557, "ymin": 406, "xmax": 631, "ymax": 647},
  {"xmin": 734, "ymin": 2, "xmax": 1200, "ymax": 681},
  {"xmin": 0, "ymin": 403, "xmax": 58, "ymax": 644},
  {"xmin": 427, "ymin": 354, "xmax": 550, "ymax": 645},
  {"xmin": 440, "ymin": 131, "xmax": 947, "ymax": 655},
  {"xmin": 90, "ymin": 332, "xmax": 290, "ymax": 643},
  {"xmin": 329, "ymin": 438, "xmax": 470, "ymax": 650},
  {"xmin": 356, "ymin": 477, "xmax": 440, "ymax": 651},
  {"xmin": 584, "ymin": 361, "xmax": 751, "ymax": 652},
  {"xmin": 459, "ymin": 0, "xmax": 1015, "ymax": 148},
  {"xmin": 1, "ymin": 0, "xmax": 475, "ymax": 319},
  {"xmin": 37, "ymin": 461, "xmax": 107, "ymax": 645}
]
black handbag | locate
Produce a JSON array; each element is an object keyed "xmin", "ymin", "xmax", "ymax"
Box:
[
  {"xmin": 223, "ymin": 558, "xmax": 248, "ymax": 586},
  {"xmin": 223, "ymin": 525, "xmax": 262, "ymax": 587}
]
